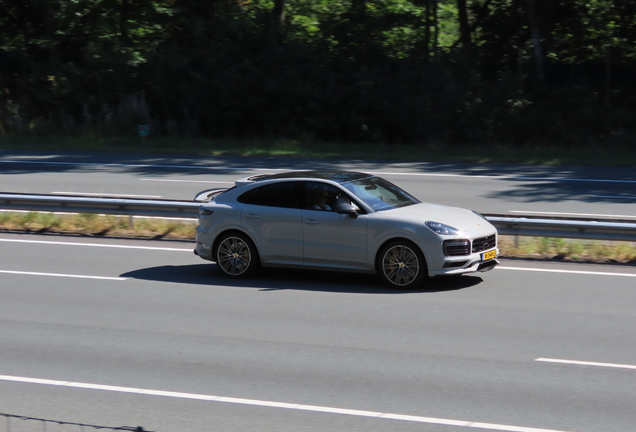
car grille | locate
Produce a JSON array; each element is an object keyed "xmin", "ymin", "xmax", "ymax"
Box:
[
  {"xmin": 443, "ymin": 239, "xmax": 470, "ymax": 256},
  {"xmin": 472, "ymin": 234, "xmax": 496, "ymax": 253}
]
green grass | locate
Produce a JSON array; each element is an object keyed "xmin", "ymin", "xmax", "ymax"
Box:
[
  {"xmin": 498, "ymin": 236, "xmax": 636, "ymax": 263},
  {"xmin": 2, "ymin": 135, "xmax": 636, "ymax": 166}
]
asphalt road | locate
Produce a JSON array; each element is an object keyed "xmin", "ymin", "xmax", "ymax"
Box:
[
  {"xmin": 1, "ymin": 150, "xmax": 636, "ymax": 217},
  {"xmin": 1, "ymin": 151, "xmax": 635, "ymax": 432},
  {"xmin": 1, "ymin": 233, "xmax": 635, "ymax": 432}
]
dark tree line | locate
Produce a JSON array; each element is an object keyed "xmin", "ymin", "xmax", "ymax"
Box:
[{"xmin": 1, "ymin": 0, "xmax": 635, "ymax": 145}]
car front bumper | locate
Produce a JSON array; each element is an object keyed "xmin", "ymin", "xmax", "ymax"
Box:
[{"xmin": 429, "ymin": 254, "xmax": 499, "ymax": 276}]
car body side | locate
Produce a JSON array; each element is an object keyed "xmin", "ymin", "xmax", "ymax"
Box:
[{"xmin": 194, "ymin": 176, "xmax": 498, "ymax": 278}]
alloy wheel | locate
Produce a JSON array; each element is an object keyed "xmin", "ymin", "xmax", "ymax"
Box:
[
  {"xmin": 217, "ymin": 236, "xmax": 252, "ymax": 276},
  {"xmin": 382, "ymin": 244, "xmax": 420, "ymax": 287}
]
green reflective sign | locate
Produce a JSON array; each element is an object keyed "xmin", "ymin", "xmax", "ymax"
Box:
[{"xmin": 138, "ymin": 125, "xmax": 150, "ymax": 137}]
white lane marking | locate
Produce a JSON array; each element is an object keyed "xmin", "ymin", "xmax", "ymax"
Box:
[
  {"xmin": 0, "ymin": 374, "xmax": 575, "ymax": 432},
  {"xmin": 509, "ymin": 211, "xmax": 636, "ymax": 219},
  {"xmin": 499, "ymin": 266, "xmax": 636, "ymax": 278},
  {"xmin": 594, "ymin": 195, "xmax": 636, "ymax": 200},
  {"xmin": 0, "ymin": 238, "xmax": 192, "ymax": 251},
  {"xmin": 52, "ymin": 192, "xmax": 162, "ymax": 198},
  {"xmin": 140, "ymin": 178, "xmax": 235, "ymax": 184},
  {"xmin": 536, "ymin": 358, "xmax": 636, "ymax": 371},
  {"xmin": 369, "ymin": 170, "xmax": 636, "ymax": 184},
  {"xmin": 0, "ymin": 160, "xmax": 278, "ymax": 171},
  {"xmin": 0, "ymin": 270, "xmax": 126, "ymax": 280},
  {"xmin": 1, "ymin": 159, "xmax": 635, "ymax": 185}
]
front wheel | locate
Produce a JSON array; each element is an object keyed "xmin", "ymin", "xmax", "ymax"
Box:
[
  {"xmin": 377, "ymin": 240, "xmax": 428, "ymax": 289},
  {"xmin": 215, "ymin": 232, "xmax": 259, "ymax": 278}
]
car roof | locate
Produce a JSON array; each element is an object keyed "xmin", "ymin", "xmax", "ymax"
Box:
[{"xmin": 244, "ymin": 171, "xmax": 374, "ymax": 184}]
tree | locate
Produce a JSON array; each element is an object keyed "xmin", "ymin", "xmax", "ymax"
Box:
[
  {"xmin": 526, "ymin": 0, "xmax": 544, "ymax": 85},
  {"xmin": 456, "ymin": 0, "xmax": 471, "ymax": 48}
]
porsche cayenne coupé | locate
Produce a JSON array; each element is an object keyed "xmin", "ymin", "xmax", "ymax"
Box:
[{"xmin": 194, "ymin": 171, "xmax": 498, "ymax": 289}]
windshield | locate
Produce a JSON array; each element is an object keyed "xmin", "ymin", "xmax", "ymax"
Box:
[{"xmin": 342, "ymin": 177, "xmax": 420, "ymax": 211}]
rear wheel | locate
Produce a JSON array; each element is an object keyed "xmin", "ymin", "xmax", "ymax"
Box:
[
  {"xmin": 215, "ymin": 232, "xmax": 259, "ymax": 278},
  {"xmin": 378, "ymin": 240, "xmax": 427, "ymax": 289}
]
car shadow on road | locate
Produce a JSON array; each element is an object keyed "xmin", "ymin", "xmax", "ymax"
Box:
[{"xmin": 120, "ymin": 264, "xmax": 483, "ymax": 294}]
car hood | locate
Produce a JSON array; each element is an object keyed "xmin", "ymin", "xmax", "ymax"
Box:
[{"xmin": 378, "ymin": 202, "xmax": 490, "ymax": 232}]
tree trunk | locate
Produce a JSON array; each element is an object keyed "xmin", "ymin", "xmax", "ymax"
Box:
[
  {"xmin": 456, "ymin": 0, "xmax": 471, "ymax": 49},
  {"xmin": 526, "ymin": 0, "xmax": 544, "ymax": 85},
  {"xmin": 120, "ymin": 0, "xmax": 132, "ymax": 46},
  {"xmin": 272, "ymin": 0, "xmax": 286, "ymax": 35},
  {"xmin": 424, "ymin": 0, "xmax": 431, "ymax": 60},
  {"xmin": 432, "ymin": 0, "xmax": 438, "ymax": 58},
  {"xmin": 351, "ymin": 0, "xmax": 366, "ymax": 17}
]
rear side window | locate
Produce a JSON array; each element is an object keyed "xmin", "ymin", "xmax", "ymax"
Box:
[{"xmin": 237, "ymin": 182, "xmax": 302, "ymax": 209}]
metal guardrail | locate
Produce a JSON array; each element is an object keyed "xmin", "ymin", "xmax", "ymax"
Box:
[
  {"xmin": 1, "ymin": 192, "xmax": 635, "ymax": 241},
  {"xmin": 0, "ymin": 192, "xmax": 200, "ymax": 218},
  {"xmin": 485, "ymin": 215, "xmax": 636, "ymax": 242}
]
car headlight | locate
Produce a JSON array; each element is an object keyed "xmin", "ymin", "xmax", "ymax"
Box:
[{"xmin": 425, "ymin": 221, "xmax": 462, "ymax": 235}]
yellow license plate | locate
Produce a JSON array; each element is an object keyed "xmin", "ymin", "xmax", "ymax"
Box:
[{"xmin": 482, "ymin": 250, "xmax": 497, "ymax": 260}]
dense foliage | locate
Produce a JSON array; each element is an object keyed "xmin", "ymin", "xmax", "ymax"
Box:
[{"xmin": 1, "ymin": 0, "xmax": 635, "ymax": 145}]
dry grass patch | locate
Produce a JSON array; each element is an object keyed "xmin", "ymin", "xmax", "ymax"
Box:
[
  {"xmin": 0, "ymin": 211, "xmax": 196, "ymax": 239},
  {"xmin": 499, "ymin": 235, "xmax": 636, "ymax": 263}
]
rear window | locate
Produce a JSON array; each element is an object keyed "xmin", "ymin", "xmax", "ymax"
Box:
[{"xmin": 237, "ymin": 182, "xmax": 302, "ymax": 209}]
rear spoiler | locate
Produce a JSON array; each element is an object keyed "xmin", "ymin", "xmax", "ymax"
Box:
[{"xmin": 194, "ymin": 188, "xmax": 229, "ymax": 203}]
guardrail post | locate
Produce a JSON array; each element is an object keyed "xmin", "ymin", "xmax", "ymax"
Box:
[{"xmin": 129, "ymin": 215, "xmax": 134, "ymax": 230}]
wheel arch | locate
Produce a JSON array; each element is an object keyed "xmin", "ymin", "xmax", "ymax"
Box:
[
  {"xmin": 374, "ymin": 236, "xmax": 428, "ymax": 274},
  {"xmin": 212, "ymin": 228, "xmax": 262, "ymax": 264}
]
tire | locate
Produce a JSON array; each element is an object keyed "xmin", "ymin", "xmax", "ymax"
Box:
[
  {"xmin": 215, "ymin": 232, "xmax": 259, "ymax": 278},
  {"xmin": 377, "ymin": 240, "xmax": 428, "ymax": 289}
]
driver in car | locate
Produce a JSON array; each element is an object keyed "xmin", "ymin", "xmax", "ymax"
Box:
[{"xmin": 311, "ymin": 188, "xmax": 332, "ymax": 211}]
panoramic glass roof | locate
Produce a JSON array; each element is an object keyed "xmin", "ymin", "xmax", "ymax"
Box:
[{"xmin": 247, "ymin": 171, "xmax": 374, "ymax": 183}]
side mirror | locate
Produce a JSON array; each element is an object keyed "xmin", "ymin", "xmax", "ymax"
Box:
[{"xmin": 335, "ymin": 203, "xmax": 359, "ymax": 219}]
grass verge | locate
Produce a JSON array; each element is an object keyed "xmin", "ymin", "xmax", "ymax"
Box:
[
  {"xmin": 0, "ymin": 211, "xmax": 196, "ymax": 240},
  {"xmin": 498, "ymin": 236, "xmax": 636, "ymax": 264},
  {"xmin": 2, "ymin": 211, "xmax": 635, "ymax": 264}
]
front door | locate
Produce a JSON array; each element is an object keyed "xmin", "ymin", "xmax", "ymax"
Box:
[{"xmin": 302, "ymin": 182, "xmax": 368, "ymax": 270}]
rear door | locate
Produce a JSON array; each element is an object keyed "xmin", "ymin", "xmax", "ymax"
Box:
[{"xmin": 238, "ymin": 181, "xmax": 304, "ymax": 265}]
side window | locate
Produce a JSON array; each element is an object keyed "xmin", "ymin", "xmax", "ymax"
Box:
[
  {"xmin": 237, "ymin": 182, "xmax": 302, "ymax": 208},
  {"xmin": 305, "ymin": 182, "xmax": 352, "ymax": 211}
]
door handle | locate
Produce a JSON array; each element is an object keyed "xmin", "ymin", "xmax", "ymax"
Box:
[
  {"xmin": 245, "ymin": 214, "xmax": 259, "ymax": 219},
  {"xmin": 304, "ymin": 219, "xmax": 319, "ymax": 224}
]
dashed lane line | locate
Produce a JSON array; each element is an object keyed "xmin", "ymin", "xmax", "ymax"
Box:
[
  {"xmin": 0, "ymin": 270, "xmax": 126, "ymax": 280},
  {"xmin": 52, "ymin": 191, "xmax": 163, "ymax": 198},
  {"xmin": 0, "ymin": 374, "xmax": 578, "ymax": 432},
  {"xmin": 498, "ymin": 266, "xmax": 636, "ymax": 278},
  {"xmin": 0, "ymin": 238, "xmax": 192, "ymax": 251},
  {"xmin": 140, "ymin": 178, "xmax": 235, "ymax": 184},
  {"xmin": 536, "ymin": 358, "xmax": 636, "ymax": 371}
]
